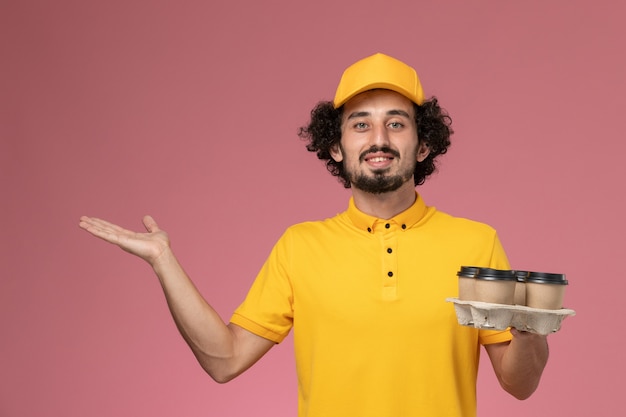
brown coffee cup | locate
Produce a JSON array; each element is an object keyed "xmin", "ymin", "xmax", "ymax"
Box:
[
  {"xmin": 474, "ymin": 268, "xmax": 517, "ymax": 305},
  {"xmin": 525, "ymin": 272, "xmax": 568, "ymax": 309},
  {"xmin": 513, "ymin": 270, "xmax": 528, "ymax": 305},
  {"xmin": 457, "ymin": 266, "xmax": 479, "ymax": 301}
]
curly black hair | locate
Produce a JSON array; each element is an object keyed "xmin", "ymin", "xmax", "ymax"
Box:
[{"xmin": 298, "ymin": 97, "xmax": 453, "ymax": 188}]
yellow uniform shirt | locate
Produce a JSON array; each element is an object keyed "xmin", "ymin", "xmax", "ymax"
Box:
[{"xmin": 231, "ymin": 194, "xmax": 512, "ymax": 417}]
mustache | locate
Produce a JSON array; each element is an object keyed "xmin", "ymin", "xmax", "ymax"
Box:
[{"xmin": 359, "ymin": 146, "xmax": 401, "ymax": 162}]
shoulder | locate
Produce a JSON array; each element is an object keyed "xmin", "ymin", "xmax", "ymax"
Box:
[
  {"xmin": 425, "ymin": 208, "xmax": 497, "ymax": 236},
  {"xmin": 280, "ymin": 211, "xmax": 352, "ymax": 244},
  {"xmin": 287, "ymin": 210, "xmax": 348, "ymax": 231},
  {"xmin": 417, "ymin": 207, "xmax": 503, "ymax": 254}
]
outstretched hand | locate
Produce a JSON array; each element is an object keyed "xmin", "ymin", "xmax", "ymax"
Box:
[{"xmin": 79, "ymin": 215, "xmax": 171, "ymax": 266}]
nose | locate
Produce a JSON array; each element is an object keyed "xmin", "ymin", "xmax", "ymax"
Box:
[{"xmin": 371, "ymin": 122, "xmax": 391, "ymax": 147}]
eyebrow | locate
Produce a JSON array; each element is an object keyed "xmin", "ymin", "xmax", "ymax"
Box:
[{"xmin": 346, "ymin": 109, "xmax": 412, "ymax": 119}]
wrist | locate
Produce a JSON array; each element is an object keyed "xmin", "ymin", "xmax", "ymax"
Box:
[{"xmin": 150, "ymin": 245, "xmax": 176, "ymax": 271}]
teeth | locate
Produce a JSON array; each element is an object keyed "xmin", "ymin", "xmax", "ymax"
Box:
[{"xmin": 369, "ymin": 157, "xmax": 389, "ymax": 162}]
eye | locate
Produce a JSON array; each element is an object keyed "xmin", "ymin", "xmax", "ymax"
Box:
[
  {"xmin": 353, "ymin": 122, "xmax": 369, "ymax": 130},
  {"xmin": 388, "ymin": 121, "xmax": 404, "ymax": 129}
]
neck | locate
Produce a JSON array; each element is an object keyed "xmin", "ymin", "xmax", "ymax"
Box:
[{"xmin": 351, "ymin": 181, "xmax": 417, "ymax": 219}]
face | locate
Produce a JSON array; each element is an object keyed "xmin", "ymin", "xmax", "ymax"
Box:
[{"xmin": 330, "ymin": 89, "xmax": 430, "ymax": 194}]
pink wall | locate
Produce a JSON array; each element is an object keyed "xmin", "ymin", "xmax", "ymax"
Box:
[{"xmin": 2, "ymin": 1, "xmax": 624, "ymax": 415}]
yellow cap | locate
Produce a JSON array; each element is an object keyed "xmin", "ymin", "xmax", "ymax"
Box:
[{"xmin": 333, "ymin": 53, "xmax": 424, "ymax": 108}]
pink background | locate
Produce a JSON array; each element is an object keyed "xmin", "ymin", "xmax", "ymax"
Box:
[{"xmin": 2, "ymin": 1, "xmax": 624, "ymax": 416}]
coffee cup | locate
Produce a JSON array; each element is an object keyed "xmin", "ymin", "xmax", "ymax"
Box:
[
  {"xmin": 525, "ymin": 272, "xmax": 568, "ymax": 309},
  {"xmin": 457, "ymin": 266, "xmax": 479, "ymax": 301},
  {"xmin": 474, "ymin": 268, "xmax": 517, "ymax": 305},
  {"xmin": 513, "ymin": 270, "xmax": 528, "ymax": 305}
]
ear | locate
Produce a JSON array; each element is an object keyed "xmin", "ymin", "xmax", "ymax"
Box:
[
  {"xmin": 416, "ymin": 142, "xmax": 430, "ymax": 162},
  {"xmin": 330, "ymin": 143, "xmax": 344, "ymax": 162}
]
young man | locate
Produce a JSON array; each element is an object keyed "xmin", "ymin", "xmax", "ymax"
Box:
[{"xmin": 79, "ymin": 53, "xmax": 549, "ymax": 417}]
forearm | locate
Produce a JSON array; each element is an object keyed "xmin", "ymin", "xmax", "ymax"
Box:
[
  {"xmin": 495, "ymin": 330, "xmax": 549, "ymax": 399},
  {"xmin": 150, "ymin": 247, "xmax": 239, "ymax": 381},
  {"xmin": 79, "ymin": 215, "xmax": 270, "ymax": 381}
]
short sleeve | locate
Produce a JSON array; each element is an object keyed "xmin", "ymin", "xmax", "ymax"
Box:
[
  {"xmin": 230, "ymin": 229, "xmax": 294, "ymax": 343},
  {"xmin": 478, "ymin": 231, "xmax": 513, "ymax": 345}
]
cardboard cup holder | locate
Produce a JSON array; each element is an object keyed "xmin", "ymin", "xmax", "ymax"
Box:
[{"xmin": 446, "ymin": 298, "xmax": 576, "ymax": 335}]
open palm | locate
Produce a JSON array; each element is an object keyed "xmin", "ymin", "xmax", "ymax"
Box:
[{"xmin": 79, "ymin": 215, "xmax": 170, "ymax": 266}]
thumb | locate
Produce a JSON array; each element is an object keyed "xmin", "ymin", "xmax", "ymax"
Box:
[{"xmin": 142, "ymin": 215, "xmax": 159, "ymax": 233}]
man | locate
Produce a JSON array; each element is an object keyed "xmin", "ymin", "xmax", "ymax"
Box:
[{"xmin": 79, "ymin": 53, "xmax": 549, "ymax": 417}]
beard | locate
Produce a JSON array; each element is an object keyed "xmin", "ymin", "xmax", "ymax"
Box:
[
  {"xmin": 338, "ymin": 145, "xmax": 419, "ymax": 194},
  {"xmin": 347, "ymin": 145, "xmax": 417, "ymax": 194},
  {"xmin": 350, "ymin": 168, "xmax": 415, "ymax": 194}
]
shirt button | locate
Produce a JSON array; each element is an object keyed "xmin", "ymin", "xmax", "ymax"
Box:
[
  {"xmin": 401, "ymin": 224, "xmax": 406, "ymax": 229},
  {"xmin": 385, "ymin": 223, "xmax": 390, "ymax": 229},
  {"xmin": 387, "ymin": 248, "xmax": 392, "ymax": 253},
  {"xmin": 388, "ymin": 271, "xmax": 393, "ymax": 277},
  {"xmin": 367, "ymin": 227, "xmax": 372, "ymax": 233}
]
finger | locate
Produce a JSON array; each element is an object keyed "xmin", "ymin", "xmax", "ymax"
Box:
[
  {"xmin": 79, "ymin": 217, "xmax": 137, "ymax": 247},
  {"xmin": 79, "ymin": 216, "xmax": 126, "ymax": 235},
  {"xmin": 142, "ymin": 215, "xmax": 159, "ymax": 233},
  {"xmin": 510, "ymin": 328, "xmax": 547, "ymax": 340},
  {"xmin": 79, "ymin": 215, "xmax": 99, "ymax": 228},
  {"xmin": 79, "ymin": 216, "xmax": 107, "ymax": 233}
]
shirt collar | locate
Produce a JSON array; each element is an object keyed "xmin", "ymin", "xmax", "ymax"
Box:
[{"xmin": 346, "ymin": 192, "xmax": 429, "ymax": 233}]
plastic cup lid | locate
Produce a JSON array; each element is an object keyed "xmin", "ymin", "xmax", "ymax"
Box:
[
  {"xmin": 474, "ymin": 267, "xmax": 517, "ymax": 281},
  {"xmin": 457, "ymin": 266, "xmax": 480, "ymax": 278},
  {"xmin": 526, "ymin": 271, "xmax": 568, "ymax": 285}
]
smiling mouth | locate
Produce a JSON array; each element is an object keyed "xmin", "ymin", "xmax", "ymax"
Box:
[
  {"xmin": 366, "ymin": 156, "xmax": 393, "ymax": 163},
  {"xmin": 360, "ymin": 147, "xmax": 400, "ymax": 163}
]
